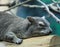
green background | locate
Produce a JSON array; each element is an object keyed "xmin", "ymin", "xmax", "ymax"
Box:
[
  {"xmin": 42, "ymin": 0, "xmax": 60, "ymax": 36},
  {"xmin": 17, "ymin": 0, "xmax": 60, "ymax": 36}
]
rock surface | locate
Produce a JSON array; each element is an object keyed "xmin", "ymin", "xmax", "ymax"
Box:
[{"xmin": 0, "ymin": 35, "xmax": 60, "ymax": 47}]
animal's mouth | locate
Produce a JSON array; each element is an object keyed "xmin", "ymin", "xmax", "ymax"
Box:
[
  {"xmin": 32, "ymin": 30, "xmax": 52, "ymax": 37},
  {"xmin": 40, "ymin": 31, "xmax": 52, "ymax": 36}
]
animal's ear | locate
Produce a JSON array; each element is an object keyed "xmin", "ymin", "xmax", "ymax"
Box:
[
  {"xmin": 27, "ymin": 16, "xmax": 35, "ymax": 23},
  {"xmin": 41, "ymin": 16, "xmax": 45, "ymax": 19}
]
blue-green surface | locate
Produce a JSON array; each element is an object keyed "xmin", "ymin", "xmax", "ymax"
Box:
[
  {"xmin": 42, "ymin": 0, "xmax": 60, "ymax": 36},
  {"xmin": 17, "ymin": 0, "xmax": 60, "ymax": 36}
]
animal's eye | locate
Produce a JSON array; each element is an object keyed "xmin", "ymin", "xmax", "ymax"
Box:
[
  {"xmin": 39, "ymin": 22, "xmax": 45, "ymax": 26},
  {"xmin": 39, "ymin": 24, "xmax": 44, "ymax": 26}
]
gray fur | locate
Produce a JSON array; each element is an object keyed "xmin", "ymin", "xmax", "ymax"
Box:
[{"xmin": 0, "ymin": 12, "xmax": 52, "ymax": 44}]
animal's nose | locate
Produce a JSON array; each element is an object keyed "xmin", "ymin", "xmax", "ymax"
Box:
[
  {"xmin": 43, "ymin": 31, "xmax": 52, "ymax": 35},
  {"xmin": 49, "ymin": 31, "xmax": 52, "ymax": 34},
  {"xmin": 47, "ymin": 31, "xmax": 52, "ymax": 35}
]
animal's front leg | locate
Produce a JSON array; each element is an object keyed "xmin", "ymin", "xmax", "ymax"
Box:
[
  {"xmin": 22, "ymin": 26, "xmax": 33, "ymax": 38},
  {"xmin": 5, "ymin": 32, "xmax": 23, "ymax": 44}
]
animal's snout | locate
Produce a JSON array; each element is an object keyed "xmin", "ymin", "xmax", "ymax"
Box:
[
  {"xmin": 48, "ymin": 31, "xmax": 52, "ymax": 34},
  {"xmin": 45, "ymin": 27, "xmax": 52, "ymax": 35},
  {"xmin": 39, "ymin": 29, "xmax": 52, "ymax": 36},
  {"xmin": 45, "ymin": 30, "xmax": 52, "ymax": 35}
]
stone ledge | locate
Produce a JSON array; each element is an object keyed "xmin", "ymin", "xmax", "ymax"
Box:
[{"xmin": 0, "ymin": 35, "xmax": 60, "ymax": 47}]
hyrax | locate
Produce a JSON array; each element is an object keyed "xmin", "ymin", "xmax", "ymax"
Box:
[{"xmin": 0, "ymin": 12, "xmax": 52, "ymax": 44}]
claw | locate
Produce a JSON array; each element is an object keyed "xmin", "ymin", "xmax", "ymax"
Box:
[{"xmin": 13, "ymin": 38, "xmax": 23, "ymax": 44}]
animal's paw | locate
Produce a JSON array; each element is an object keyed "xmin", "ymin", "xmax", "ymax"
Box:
[{"xmin": 13, "ymin": 38, "xmax": 23, "ymax": 44}]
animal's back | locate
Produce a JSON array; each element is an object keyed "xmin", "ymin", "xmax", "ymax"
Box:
[{"xmin": 0, "ymin": 12, "xmax": 24, "ymax": 40}]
